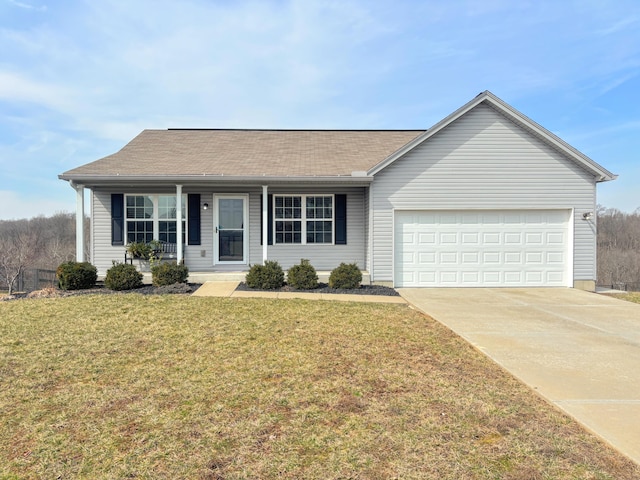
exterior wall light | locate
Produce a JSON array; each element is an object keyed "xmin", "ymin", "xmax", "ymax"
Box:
[
  {"xmin": 203, "ymin": 203, "xmax": 209, "ymax": 210},
  {"xmin": 582, "ymin": 212, "xmax": 593, "ymax": 220}
]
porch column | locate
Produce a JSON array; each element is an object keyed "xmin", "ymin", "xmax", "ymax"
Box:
[
  {"xmin": 74, "ymin": 183, "xmax": 85, "ymax": 262},
  {"xmin": 176, "ymin": 184, "xmax": 183, "ymax": 264},
  {"xmin": 262, "ymin": 185, "xmax": 268, "ymax": 264}
]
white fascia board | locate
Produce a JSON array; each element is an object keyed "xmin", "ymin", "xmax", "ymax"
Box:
[
  {"xmin": 58, "ymin": 174, "xmax": 374, "ymax": 186},
  {"xmin": 368, "ymin": 90, "xmax": 617, "ymax": 182}
]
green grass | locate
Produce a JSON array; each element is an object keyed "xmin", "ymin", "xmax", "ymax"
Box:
[{"xmin": 1, "ymin": 295, "xmax": 638, "ymax": 479}]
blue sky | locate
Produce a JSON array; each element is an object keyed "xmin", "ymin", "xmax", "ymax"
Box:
[{"xmin": 1, "ymin": 0, "xmax": 639, "ymax": 219}]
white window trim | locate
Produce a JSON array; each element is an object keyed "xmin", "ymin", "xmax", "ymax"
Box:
[
  {"xmin": 273, "ymin": 194, "xmax": 335, "ymax": 245},
  {"xmin": 125, "ymin": 194, "xmax": 187, "ymax": 244}
]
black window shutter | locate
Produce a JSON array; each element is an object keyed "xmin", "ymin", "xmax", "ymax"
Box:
[
  {"xmin": 260, "ymin": 194, "xmax": 274, "ymax": 245},
  {"xmin": 111, "ymin": 194, "xmax": 124, "ymax": 246},
  {"xmin": 188, "ymin": 194, "xmax": 201, "ymax": 245},
  {"xmin": 335, "ymin": 194, "xmax": 347, "ymax": 245}
]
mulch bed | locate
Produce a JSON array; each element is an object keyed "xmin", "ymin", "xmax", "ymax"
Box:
[
  {"xmin": 236, "ymin": 282, "xmax": 400, "ymax": 296},
  {"xmin": 2, "ymin": 282, "xmax": 399, "ymax": 301}
]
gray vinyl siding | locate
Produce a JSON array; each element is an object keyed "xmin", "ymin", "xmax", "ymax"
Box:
[
  {"xmin": 371, "ymin": 103, "xmax": 598, "ymax": 285},
  {"xmin": 92, "ymin": 190, "xmax": 125, "ymax": 276},
  {"xmin": 91, "ymin": 187, "xmax": 366, "ymax": 275}
]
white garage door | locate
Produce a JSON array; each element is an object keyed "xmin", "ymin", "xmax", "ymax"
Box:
[{"xmin": 394, "ymin": 210, "xmax": 571, "ymax": 287}]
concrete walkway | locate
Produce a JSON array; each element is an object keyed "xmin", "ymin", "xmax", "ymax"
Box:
[
  {"xmin": 192, "ymin": 281, "xmax": 406, "ymax": 304},
  {"xmin": 398, "ymin": 287, "xmax": 640, "ymax": 465}
]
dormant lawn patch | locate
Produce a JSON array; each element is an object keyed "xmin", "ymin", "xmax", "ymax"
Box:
[
  {"xmin": 1, "ymin": 295, "xmax": 638, "ymax": 479},
  {"xmin": 610, "ymin": 291, "xmax": 640, "ymax": 304}
]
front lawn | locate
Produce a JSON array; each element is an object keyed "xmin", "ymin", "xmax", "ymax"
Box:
[
  {"xmin": 609, "ymin": 291, "xmax": 640, "ymax": 304},
  {"xmin": 1, "ymin": 295, "xmax": 638, "ymax": 479}
]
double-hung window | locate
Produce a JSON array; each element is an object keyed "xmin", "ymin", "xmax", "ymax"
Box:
[
  {"xmin": 126, "ymin": 195, "xmax": 154, "ymax": 243},
  {"xmin": 125, "ymin": 195, "xmax": 186, "ymax": 244},
  {"xmin": 274, "ymin": 195, "xmax": 333, "ymax": 244}
]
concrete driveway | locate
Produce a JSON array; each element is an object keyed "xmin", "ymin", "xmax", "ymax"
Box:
[{"xmin": 398, "ymin": 287, "xmax": 640, "ymax": 465}]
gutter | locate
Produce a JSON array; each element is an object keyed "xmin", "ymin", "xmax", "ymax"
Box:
[{"xmin": 58, "ymin": 173, "xmax": 374, "ymax": 186}]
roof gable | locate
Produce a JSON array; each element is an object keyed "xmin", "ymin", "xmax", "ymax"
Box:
[{"xmin": 368, "ymin": 91, "xmax": 616, "ymax": 182}]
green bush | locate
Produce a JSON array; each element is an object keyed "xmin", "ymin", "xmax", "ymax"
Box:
[
  {"xmin": 151, "ymin": 262, "xmax": 189, "ymax": 286},
  {"xmin": 287, "ymin": 259, "xmax": 318, "ymax": 290},
  {"xmin": 126, "ymin": 241, "xmax": 153, "ymax": 260},
  {"xmin": 56, "ymin": 261, "xmax": 98, "ymax": 290},
  {"xmin": 328, "ymin": 262, "xmax": 362, "ymax": 289},
  {"xmin": 105, "ymin": 262, "xmax": 143, "ymax": 291},
  {"xmin": 245, "ymin": 260, "xmax": 285, "ymax": 290}
]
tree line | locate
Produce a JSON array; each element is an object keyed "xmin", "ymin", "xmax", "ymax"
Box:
[
  {"xmin": 0, "ymin": 213, "xmax": 86, "ymax": 294},
  {"xmin": 596, "ymin": 206, "xmax": 640, "ymax": 289},
  {"xmin": 1, "ymin": 209, "xmax": 639, "ymax": 293}
]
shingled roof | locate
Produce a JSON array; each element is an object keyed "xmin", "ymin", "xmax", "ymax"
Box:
[{"xmin": 61, "ymin": 129, "xmax": 424, "ymax": 179}]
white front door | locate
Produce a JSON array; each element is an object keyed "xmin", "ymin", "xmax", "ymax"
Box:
[{"xmin": 214, "ymin": 195, "xmax": 248, "ymax": 265}]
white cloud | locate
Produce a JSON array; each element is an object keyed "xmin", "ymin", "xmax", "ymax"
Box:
[
  {"xmin": 8, "ymin": 0, "xmax": 46, "ymax": 11},
  {"xmin": 0, "ymin": 71, "xmax": 75, "ymax": 112}
]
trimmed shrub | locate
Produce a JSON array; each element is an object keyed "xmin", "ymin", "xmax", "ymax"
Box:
[
  {"xmin": 105, "ymin": 262, "xmax": 143, "ymax": 291},
  {"xmin": 152, "ymin": 262, "xmax": 189, "ymax": 286},
  {"xmin": 56, "ymin": 261, "xmax": 98, "ymax": 290},
  {"xmin": 245, "ymin": 260, "xmax": 285, "ymax": 290},
  {"xmin": 328, "ymin": 262, "xmax": 362, "ymax": 289},
  {"xmin": 287, "ymin": 259, "xmax": 319, "ymax": 290}
]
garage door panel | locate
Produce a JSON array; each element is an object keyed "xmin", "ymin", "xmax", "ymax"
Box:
[
  {"xmin": 440, "ymin": 232, "xmax": 458, "ymax": 244},
  {"xmin": 395, "ymin": 209, "xmax": 571, "ymax": 287},
  {"xmin": 482, "ymin": 252, "xmax": 501, "ymax": 264},
  {"xmin": 439, "ymin": 252, "xmax": 458, "ymax": 264},
  {"xmin": 504, "ymin": 232, "xmax": 522, "ymax": 244},
  {"xmin": 461, "ymin": 232, "xmax": 479, "ymax": 244},
  {"xmin": 419, "ymin": 271, "xmax": 436, "ymax": 283},
  {"xmin": 439, "ymin": 271, "xmax": 459, "ymax": 283},
  {"xmin": 504, "ymin": 252, "xmax": 523, "ymax": 264},
  {"xmin": 461, "ymin": 252, "xmax": 479, "ymax": 264},
  {"xmin": 525, "ymin": 271, "xmax": 544, "ymax": 283},
  {"xmin": 462, "ymin": 271, "xmax": 480, "ymax": 283},
  {"xmin": 546, "ymin": 252, "xmax": 564, "ymax": 263},
  {"xmin": 547, "ymin": 232, "xmax": 564, "ymax": 244},
  {"xmin": 482, "ymin": 271, "xmax": 501, "ymax": 283},
  {"xmin": 504, "ymin": 271, "xmax": 523, "ymax": 283},
  {"xmin": 419, "ymin": 232, "xmax": 436, "ymax": 244},
  {"xmin": 483, "ymin": 232, "xmax": 501, "ymax": 244},
  {"xmin": 526, "ymin": 252, "xmax": 543, "ymax": 263}
]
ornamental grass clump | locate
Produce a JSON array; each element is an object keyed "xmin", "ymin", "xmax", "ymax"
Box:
[
  {"xmin": 105, "ymin": 262, "xmax": 143, "ymax": 291},
  {"xmin": 151, "ymin": 262, "xmax": 189, "ymax": 287},
  {"xmin": 328, "ymin": 262, "xmax": 362, "ymax": 289},
  {"xmin": 56, "ymin": 261, "xmax": 97, "ymax": 290},
  {"xmin": 287, "ymin": 259, "xmax": 319, "ymax": 290},
  {"xmin": 245, "ymin": 260, "xmax": 284, "ymax": 290}
]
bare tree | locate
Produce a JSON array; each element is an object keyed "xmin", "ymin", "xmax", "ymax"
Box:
[
  {"xmin": 597, "ymin": 206, "xmax": 640, "ymax": 288},
  {"xmin": 0, "ymin": 226, "xmax": 39, "ymax": 295}
]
